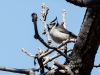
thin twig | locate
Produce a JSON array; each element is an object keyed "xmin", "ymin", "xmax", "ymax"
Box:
[
  {"xmin": 94, "ymin": 64, "xmax": 100, "ymax": 68},
  {"xmin": 22, "ymin": 48, "xmax": 35, "ymax": 58},
  {"xmin": 40, "ymin": 3, "xmax": 51, "ymax": 44},
  {"xmin": 58, "ymin": 39, "xmax": 73, "ymax": 48},
  {"xmin": 62, "ymin": 9, "xmax": 66, "ymax": 28},
  {"xmin": 51, "ymin": 59, "xmax": 56, "ymax": 69},
  {"xmin": 43, "ymin": 53, "xmax": 61, "ymax": 65},
  {"xmin": 38, "ymin": 47, "xmax": 43, "ymax": 55}
]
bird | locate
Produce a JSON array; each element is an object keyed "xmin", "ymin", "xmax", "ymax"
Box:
[{"xmin": 47, "ymin": 17, "xmax": 77, "ymax": 44}]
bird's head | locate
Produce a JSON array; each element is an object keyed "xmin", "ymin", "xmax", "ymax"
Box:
[{"xmin": 47, "ymin": 17, "xmax": 59, "ymax": 31}]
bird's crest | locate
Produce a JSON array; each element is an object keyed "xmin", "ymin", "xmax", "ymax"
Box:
[{"xmin": 50, "ymin": 17, "xmax": 59, "ymax": 26}]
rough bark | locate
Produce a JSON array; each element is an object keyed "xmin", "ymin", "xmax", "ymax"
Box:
[
  {"xmin": 66, "ymin": 0, "xmax": 100, "ymax": 7},
  {"xmin": 73, "ymin": 8, "xmax": 100, "ymax": 75}
]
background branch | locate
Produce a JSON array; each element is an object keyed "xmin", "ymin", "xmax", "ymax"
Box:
[{"xmin": 0, "ymin": 66, "xmax": 36, "ymax": 75}]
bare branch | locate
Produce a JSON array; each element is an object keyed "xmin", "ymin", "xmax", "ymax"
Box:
[
  {"xmin": 55, "ymin": 49, "xmax": 68, "ymax": 59},
  {"xmin": 66, "ymin": 0, "xmax": 100, "ymax": 7},
  {"xmin": 37, "ymin": 54, "xmax": 44, "ymax": 74},
  {"xmin": 27, "ymin": 69, "xmax": 35, "ymax": 75},
  {"xmin": 58, "ymin": 39, "xmax": 76, "ymax": 49},
  {"xmin": 41, "ymin": 3, "xmax": 45, "ymax": 18},
  {"xmin": 40, "ymin": 3, "xmax": 51, "ymax": 45},
  {"xmin": 0, "ymin": 66, "xmax": 37, "ymax": 75},
  {"xmin": 31, "ymin": 13, "xmax": 53, "ymax": 49},
  {"xmin": 94, "ymin": 64, "xmax": 100, "ymax": 68},
  {"xmin": 51, "ymin": 60, "xmax": 56, "ymax": 70},
  {"xmin": 38, "ymin": 47, "xmax": 43, "ymax": 55},
  {"xmin": 62, "ymin": 9, "xmax": 66, "ymax": 28},
  {"xmin": 54, "ymin": 61, "xmax": 66, "ymax": 69},
  {"xmin": 22, "ymin": 48, "xmax": 35, "ymax": 58},
  {"xmin": 45, "ymin": 7, "xmax": 49, "ymax": 21},
  {"xmin": 54, "ymin": 61, "xmax": 74, "ymax": 75}
]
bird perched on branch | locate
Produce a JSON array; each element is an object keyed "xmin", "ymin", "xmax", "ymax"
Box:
[{"xmin": 47, "ymin": 17, "xmax": 77, "ymax": 44}]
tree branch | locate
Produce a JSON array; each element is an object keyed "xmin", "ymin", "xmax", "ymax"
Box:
[
  {"xmin": 66, "ymin": 0, "xmax": 100, "ymax": 7},
  {"xmin": 73, "ymin": 8, "xmax": 100, "ymax": 75},
  {"xmin": 31, "ymin": 13, "xmax": 53, "ymax": 49},
  {"xmin": 94, "ymin": 64, "xmax": 100, "ymax": 68},
  {"xmin": 0, "ymin": 66, "xmax": 36, "ymax": 75},
  {"xmin": 37, "ymin": 54, "xmax": 44, "ymax": 74}
]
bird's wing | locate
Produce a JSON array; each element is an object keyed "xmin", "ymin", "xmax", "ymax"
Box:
[{"xmin": 56, "ymin": 25, "xmax": 77, "ymax": 38}]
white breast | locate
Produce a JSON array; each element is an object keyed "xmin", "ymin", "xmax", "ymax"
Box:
[{"xmin": 49, "ymin": 26, "xmax": 69, "ymax": 44}]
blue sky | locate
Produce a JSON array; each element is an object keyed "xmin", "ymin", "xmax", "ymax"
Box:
[{"xmin": 0, "ymin": 0, "xmax": 100, "ymax": 75}]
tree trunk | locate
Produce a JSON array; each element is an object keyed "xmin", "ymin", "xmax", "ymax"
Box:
[{"xmin": 73, "ymin": 8, "xmax": 100, "ymax": 75}]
